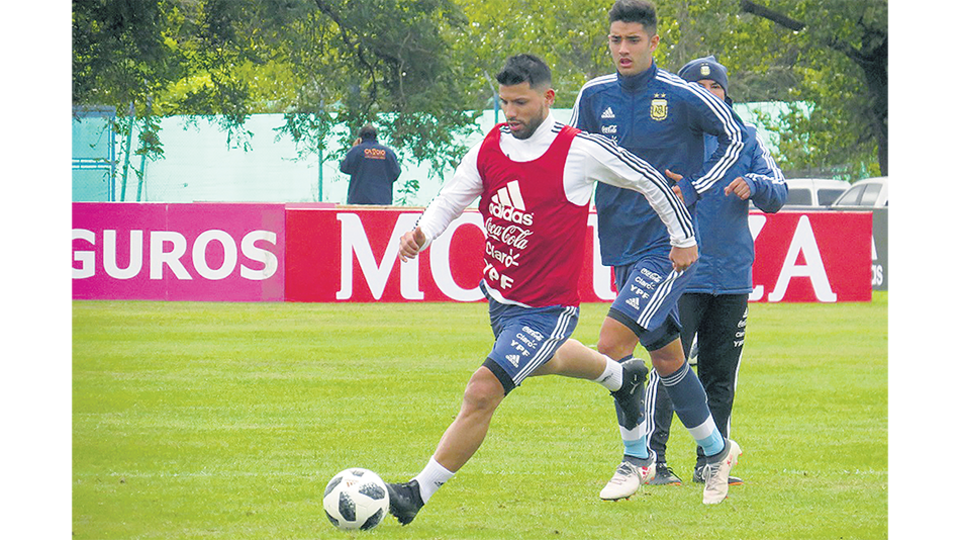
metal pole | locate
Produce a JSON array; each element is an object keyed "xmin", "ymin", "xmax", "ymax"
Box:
[
  {"xmin": 318, "ymin": 134, "xmax": 324, "ymax": 202},
  {"xmin": 136, "ymin": 96, "xmax": 152, "ymax": 202},
  {"xmin": 317, "ymin": 106, "xmax": 324, "ymax": 202},
  {"xmin": 119, "ymin": 102, "xmax": 134, "ymax": 202}
]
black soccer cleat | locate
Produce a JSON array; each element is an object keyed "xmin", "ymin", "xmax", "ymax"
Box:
[
  {"xmin": 386, "ymin": 480, "xmax": 424, "ymax": 526},
  {"xmin": 611, "ymin": 359, "xmax": 649, "ymax": 430},
  {"xmin": 693, "ymin": 465, "xmax": 743, "ymax": 486},
  {"xmin": 649, "ymin": 462, "xmax": 683, "ymax": 486}
]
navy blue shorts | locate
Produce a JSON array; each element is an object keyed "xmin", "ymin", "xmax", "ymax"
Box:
[
  {"xmin": 481, "ymin": 287, "xmax": 579, "ymax": 395},
  {"xmin": 608, "ymin": 254, "xmax": 697, "ymax": 352}
]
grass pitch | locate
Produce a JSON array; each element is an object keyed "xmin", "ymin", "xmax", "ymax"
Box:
[{"xmin": 73, "ymin": 294, "xmax": 887, "ymax": 539}]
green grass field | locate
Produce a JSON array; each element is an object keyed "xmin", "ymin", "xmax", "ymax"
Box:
[{"xmin": 73, "ymin": 294, "xmax": 887, "ymax": 539}]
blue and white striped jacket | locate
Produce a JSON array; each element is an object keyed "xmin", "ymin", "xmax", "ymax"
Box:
[
  {"xmin": 571, "ymin": 61, "xmax": 744, "ymax": 267},
  {"xmin": 688, "ymin": 125, "xmax": 788, "ymax": 295}
]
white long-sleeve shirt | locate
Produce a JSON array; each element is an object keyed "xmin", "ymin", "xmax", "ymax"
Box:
[{"xmin": 417, "ymin": 112, "xmax": 695, "ymax": 251}]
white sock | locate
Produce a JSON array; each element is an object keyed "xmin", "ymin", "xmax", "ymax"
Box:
[
  {"xmin": 413, "ymin": 457, "xmax": 455, "ymax": 503},
  {"xmin": 593, "ymin": 356, "xmax": 623, "ymax": 391}
]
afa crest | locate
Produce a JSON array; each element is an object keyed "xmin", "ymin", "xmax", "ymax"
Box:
[{"xmin": 650, "ymin": 94, "xmax": 668, "ymax": 121}]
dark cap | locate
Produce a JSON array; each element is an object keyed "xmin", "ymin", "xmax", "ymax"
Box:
[{"xmin": 678, "ymin": 55, "xmax": 730, "ymax": 102}]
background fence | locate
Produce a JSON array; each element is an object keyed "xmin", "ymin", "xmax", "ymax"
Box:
[{"xmin": 71, "ymin": 104, "xmax": 788, "ymax": 207}]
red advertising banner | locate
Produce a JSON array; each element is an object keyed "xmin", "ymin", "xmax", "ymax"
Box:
[
  {"xmin": 73, "ymin": 204, "xmax": 871, "ymax": 303},
  {"xmin": 748, "ymin": 211, "xmax": 871, "ymax": 302},
  {"xmin": 72, "ymin": 203, "xmax": 286, "ymax": 301},
  {"xmin": 285, "ymin": 208, "xmax": 491, "ymax": 303},
  {"xmin": 285, "ymin": 208, "xmax": 872, "ymax": 303}
]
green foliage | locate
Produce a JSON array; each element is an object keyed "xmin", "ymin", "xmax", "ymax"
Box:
[
  {"xmin": 453, "ymin": 0, "xmax": 613, "ymax": 108},
  {"xmin": 73, "ymin": 296, "xmax": 887, "ymax": 539},
  {"xmin": 633, "ymin": 0, "xmax": 888, "ymax": 178},
  {"xmin": 73, "ymin": 0, "xmax": 888, "ymax": 192},
  {"xmin": 74, "ymin": 0, "xmax": 480, "ymax": 179}
]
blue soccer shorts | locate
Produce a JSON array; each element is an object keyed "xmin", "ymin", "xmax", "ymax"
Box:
[
  {"xmin": 608, "ymin": 253, "xmax": 697, "ymax": 352},
  {"xmin": 481, "ymin": 286, "xmax": 579, "ymax": 395}
]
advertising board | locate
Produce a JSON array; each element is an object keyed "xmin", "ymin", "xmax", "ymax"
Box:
[{"xmin": 73, "ymin": 204, "xmax": 871, "ymax": 303}]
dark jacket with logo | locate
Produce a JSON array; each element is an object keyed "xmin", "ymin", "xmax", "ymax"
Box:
[{"xmin": 340, "ymin": 138, "xmax": 401, "ymax": 205}]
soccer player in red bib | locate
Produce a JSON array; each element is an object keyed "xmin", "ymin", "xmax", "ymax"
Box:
[{"xmin": 386, "ymin": 54, "xmax": 696, "ymax": 525}]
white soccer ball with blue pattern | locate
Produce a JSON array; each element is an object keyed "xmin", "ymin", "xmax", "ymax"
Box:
[{"xmin": 323, "ymin": 468, "xmax": 389, "ymax": 531}]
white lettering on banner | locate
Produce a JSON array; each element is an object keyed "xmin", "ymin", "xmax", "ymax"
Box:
[
  {"xmin": 336, "ymin": 213, "xmax": 423, "ymax": 300},
  {"xmin": 192, "ymin": 230, "xmax": 237, "ymax": 280},
  {"xmin": 870, "ymin": 235, "xmax": 883, "ymax": 287},
  {"xmin": 73, "ymin": 229, "xmax": 96, "ymax": 279},
  {"xmin": 241, "ymin": 231, "xmax": 279, "ymax": 280},
  {"xmin": 151, "ymin": 231, "xmax": 192, "ymax": 280},
  {"xmin": 429, "ymin": 213, "xmax": 484, "ymax": 302},
  {"xmin": 104, "ymin": 230, "xmax": 144, "ymax": 279},
  {"xmin": 747, "ymin": 215, "xmax": 767, "ymax": 301},
  {"xmin": 589, "ymin": 214, "xmax": 617, "ymax": 301},
  {"xmin": 72, "ymin": 229, "xmax": 279, "ymax": 281},
  {"xmin": 768, "ymin": 215, "xmax": 837, "ymax": 302}
]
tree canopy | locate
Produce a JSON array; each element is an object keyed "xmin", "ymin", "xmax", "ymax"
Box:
[{"xmin": 73, "ymin": 0, "xmax": 888, "ymax": 185}]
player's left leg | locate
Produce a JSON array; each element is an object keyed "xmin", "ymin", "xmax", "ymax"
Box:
[
  {"xmin": 387, "ymin": 363, "xmax": 504, "ymax": 526},
  {"xmin": 388, "ymin": 299, "xmax": 581, "ymax": 525},
  {"xmin": 647, "ymin": 293, "xmax": 708, "ymax": 486},
  {"xmin": 648, "ymin": 337, "xmax": 740, "ymax": 504}
]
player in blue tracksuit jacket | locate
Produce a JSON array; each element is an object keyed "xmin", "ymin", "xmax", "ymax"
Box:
[
  {"xmin": 568, "ymin": 0, "xmax": 743, "ymax": 504},
  {"xmin": 647, "ymin": 54, "xmax": 788, "ymax": 486},
  {"xmin": 570, "ymin": 64, "xmax": 744, "ymax": 266}
]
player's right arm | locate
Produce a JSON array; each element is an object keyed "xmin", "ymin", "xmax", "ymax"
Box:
[
  {"xmin": 568, "ymin": 132, "xmax": 698, "ymax": 271},
  {"xmin": 571, "ymin": 132, "xmax": 695, "ymax": 245},
  {"xmin": 398, "ymin": 144, "xmax": 483, "ymax": 262},
  {"xmin": 398, "ymin": 228, "xmax": 426, "ymax": 262}
]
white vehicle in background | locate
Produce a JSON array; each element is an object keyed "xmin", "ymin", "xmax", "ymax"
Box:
[
  {"xmin": 830, "ymin": 177, "xmax": 889, "ymax": 209},
  {"xmin": 782, "ymin": 178, "xmax": 851, "ymax": 208}
]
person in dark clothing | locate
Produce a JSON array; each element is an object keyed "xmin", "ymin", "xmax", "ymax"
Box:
[
  {"xmin": 339, "ymin": 125, "xmax": 401, "ymax": 205},
  {"xmin": 647, "ymin": 54, "xmax": 788, "ymax": 487}
]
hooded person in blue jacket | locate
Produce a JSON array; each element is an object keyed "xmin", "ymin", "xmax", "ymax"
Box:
[
  {"xmin": 647, "ymin": 55, "xmax": 789, "ymax": 486},
  {"xmin": 340, "ymin": 124, "xmax": 401, "ymax": 205}
]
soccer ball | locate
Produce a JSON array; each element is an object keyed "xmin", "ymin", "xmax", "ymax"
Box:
[{"xmin": 323, "ymin": 468, "xmax": 389, "ymax": 531}]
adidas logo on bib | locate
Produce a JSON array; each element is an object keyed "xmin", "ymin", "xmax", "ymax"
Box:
[{"xmin": 489, "ymin": 180, "xmax": 534, "ymax": 226}]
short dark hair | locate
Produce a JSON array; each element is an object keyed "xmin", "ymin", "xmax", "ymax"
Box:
[
  {"xmin": 609, "ymin": 0, "xmax": 658, "ymax": 34},
  {"xmin": 495, "ymin": 54, "xmax": 552, "ymax": 90},
  {"xmin": 359, "ymin": 124, "xmax": 377, "ymax": 140}
]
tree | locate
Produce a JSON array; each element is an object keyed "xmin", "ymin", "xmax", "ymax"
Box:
[
  {"xmin": 453, "ymin": 0, "xmax": 885, "ymax": 179},
  {"xmin": 74, "ymin": 0, "xmax": 888, "ymax": 201},
  {"xmin": 452, "ymin": 0, "xmax": 613, "ymax": 108},
  {"xmin": 73, "ymin": 0, "xmax": 480, "ymax": 181},
  {"xmin": 738, "ymin": 0, "xmax": 887, "ymax": 177}
]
